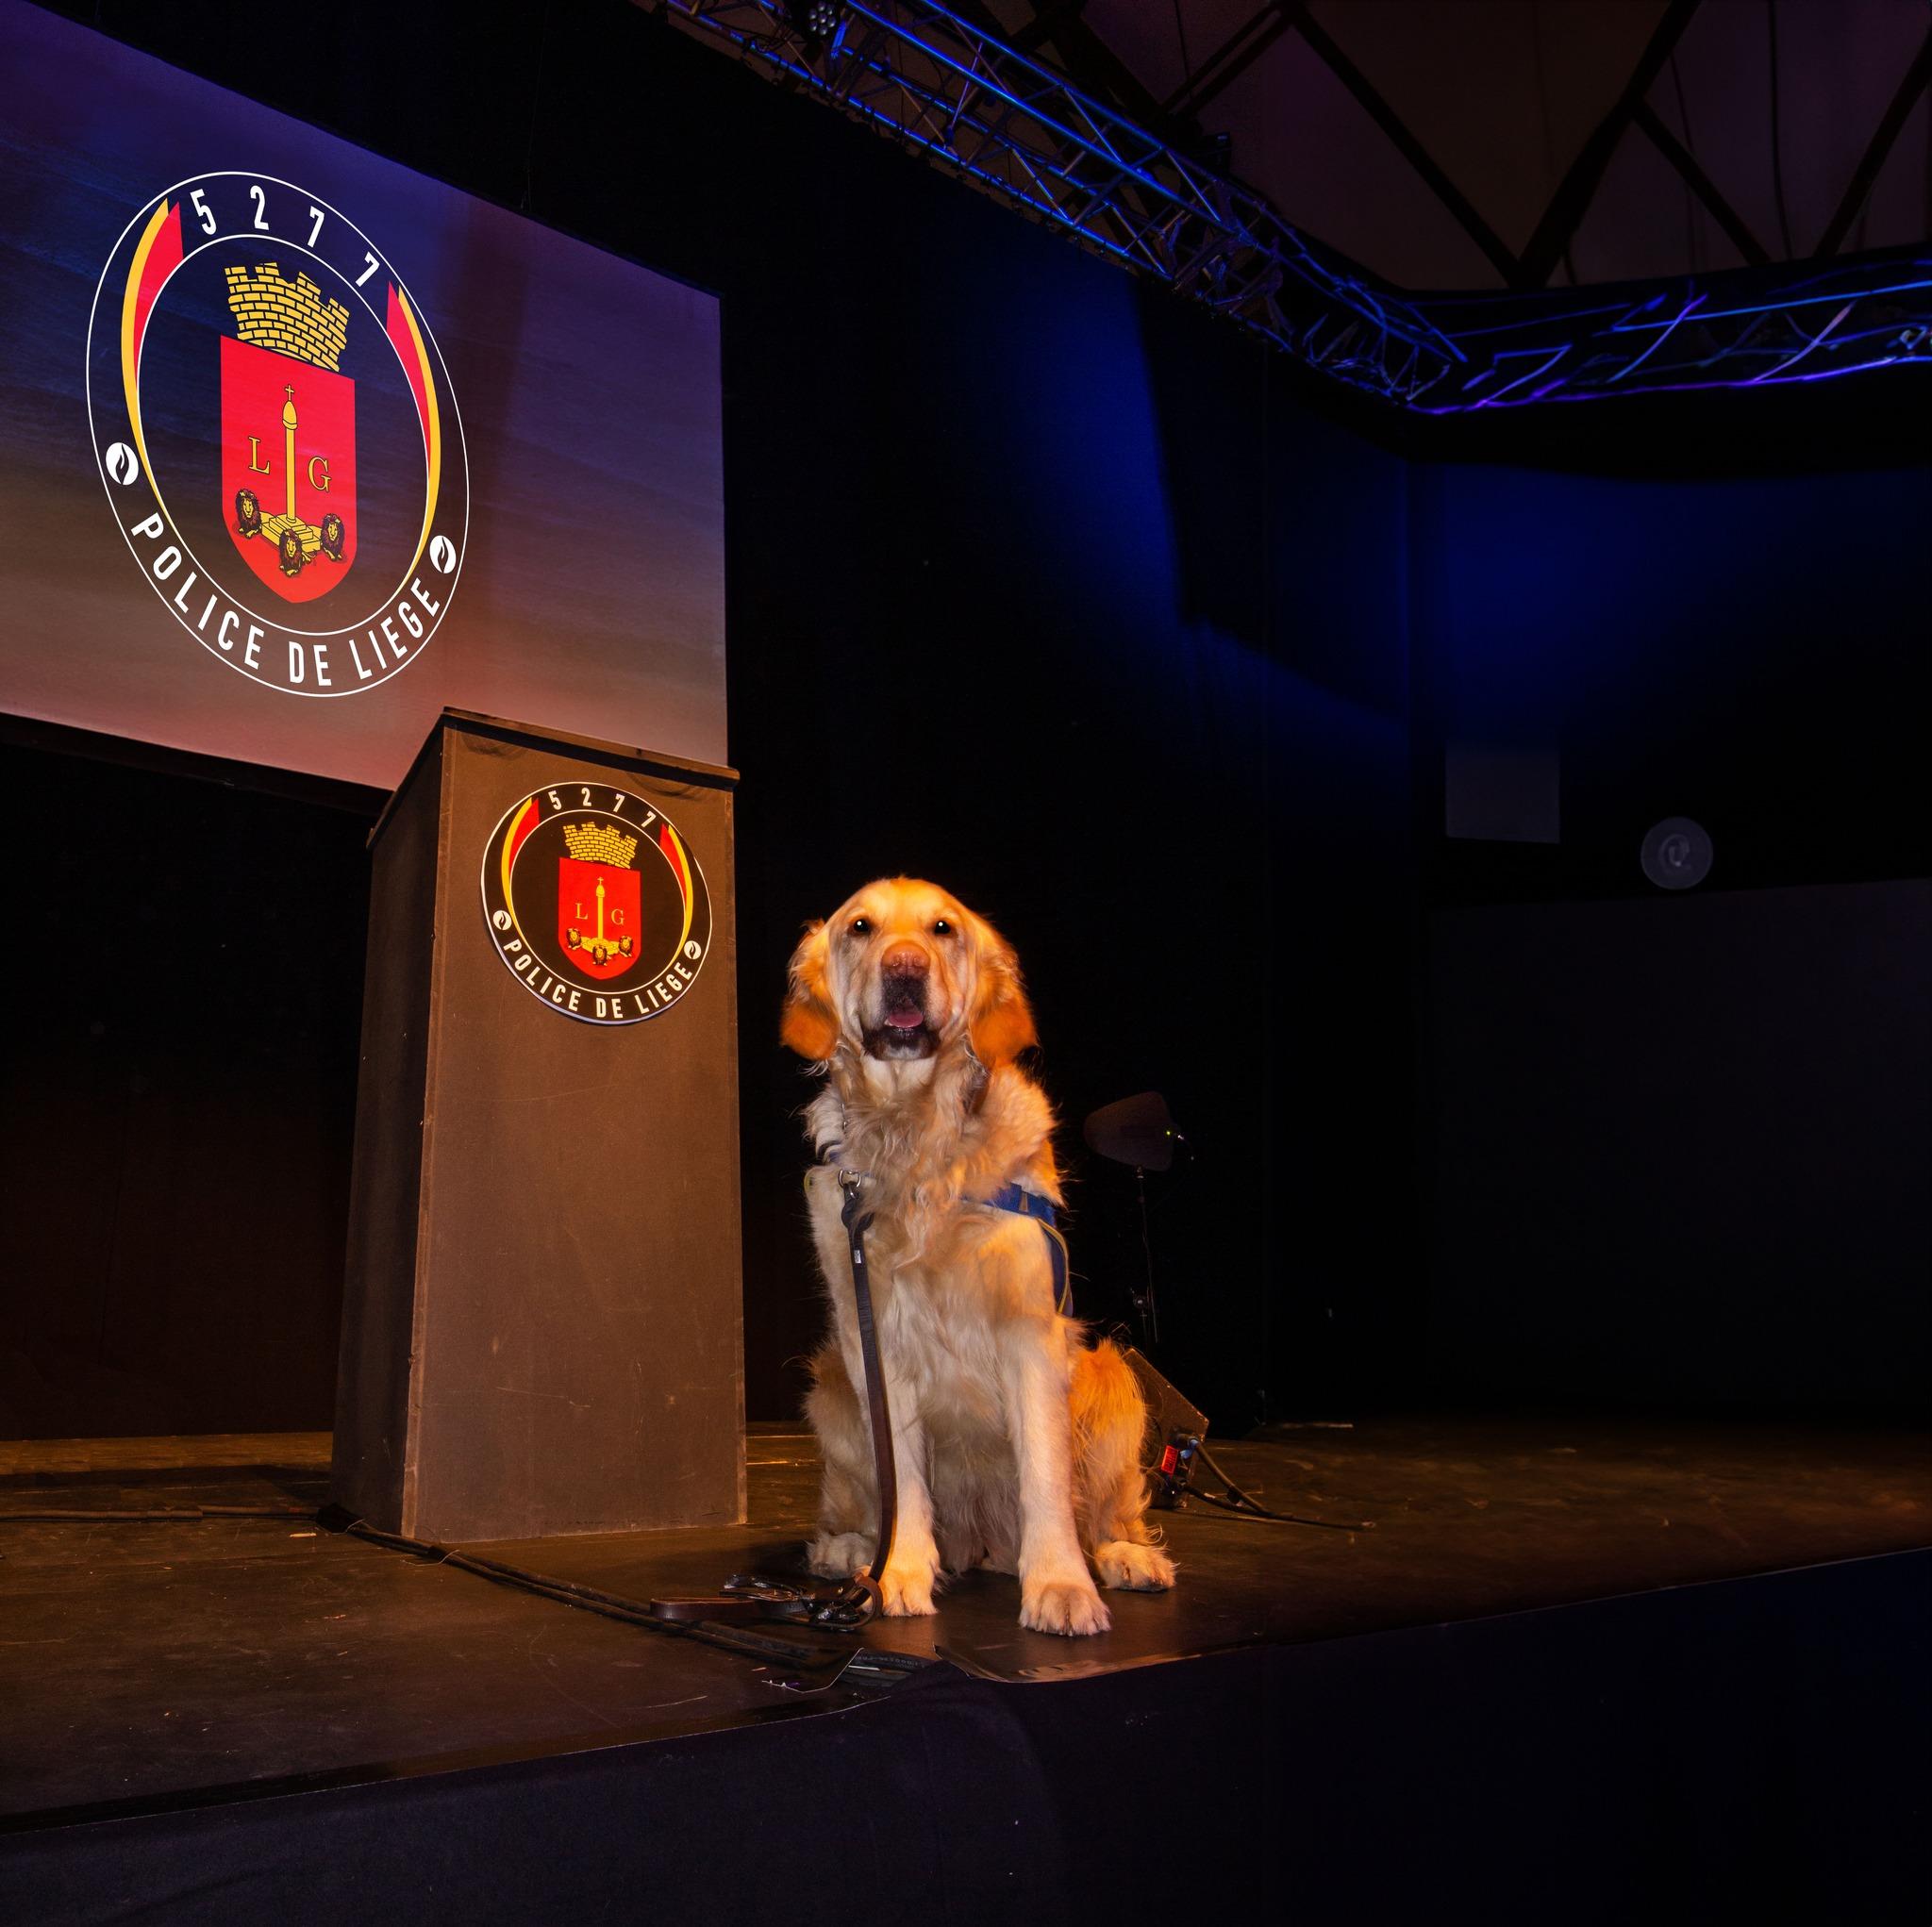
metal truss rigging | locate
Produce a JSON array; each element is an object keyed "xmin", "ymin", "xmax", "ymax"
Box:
[
  {"xmin": 656, "ymin": 0, "xmax": 1932, "ymax": 410},
  {"xmin": 1413, "ymin": 254, "xmax": 1932, "ymax": 410}
]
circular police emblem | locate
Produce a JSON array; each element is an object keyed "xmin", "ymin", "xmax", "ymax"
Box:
[
  {"xmin": 481, "ymin": 782, "xmax": 713, "ymax": 1025},
  {"xmin": 86, "ymin": 171, "xmax": 469, "ymax": 695}
]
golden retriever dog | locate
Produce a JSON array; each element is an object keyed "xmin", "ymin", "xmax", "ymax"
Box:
[{"xmin": 782, "ymin": 877, "xmax": 1174, "ymax": 1636}]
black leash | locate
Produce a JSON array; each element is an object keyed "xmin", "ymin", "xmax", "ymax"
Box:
[
  {"xmin": 829, "ymin": 1170, "xmax": 896, "ymax": 1619},
  {"xmin": 647, "ymin": 1169, "xmax": 895, "ymax": 1633},
  {"xmin": 318, "ymin": 1507, "xmax": 926, "ymax": 1686}
]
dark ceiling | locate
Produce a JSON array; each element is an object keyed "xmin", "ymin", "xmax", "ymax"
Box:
[{"xmin": 991, "ymin": 0, "xmax": 1931, "ymax": 290}]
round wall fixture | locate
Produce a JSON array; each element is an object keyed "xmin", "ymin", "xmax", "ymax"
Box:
[{"xmin": 1641, "ymin": 817, "xmax": 1713, "ymax": 890}]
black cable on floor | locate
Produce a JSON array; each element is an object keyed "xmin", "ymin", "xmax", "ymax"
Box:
[
  {"xmin": 318, "ymin": 1505, "xmax": 927, "ymax": 1680},
  {"xmin": 0, "ymin": 1498, "xmax": 924, "ymax": 1682},
  {"xmin": 1188, "ymin": 1443, "xmax": 1374, "ymax": 1533},
  {"xmin": 1188, "ymin": 1486, "xmax": 1367, "ymax": 1532}
]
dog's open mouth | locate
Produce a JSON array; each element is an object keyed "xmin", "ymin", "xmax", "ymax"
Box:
[{"xmin": 863, "ymin": 988, "xmax": 938, "ymax": 1059}]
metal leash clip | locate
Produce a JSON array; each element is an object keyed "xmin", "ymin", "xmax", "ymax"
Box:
[
  {"xmin": 807, "ymin": 1570, "xmax": 880, "ymax": 1629},
  {"xmin": 718, "ymin": 1573, "xmax": 820, "ymax": 1620},
  {"xmin": 837, "ymin": 1169, "xmax": 873, "ymax": 1236}
]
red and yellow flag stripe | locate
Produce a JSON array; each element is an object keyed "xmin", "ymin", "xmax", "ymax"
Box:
[
  {"xmin": 658, "ymin": 822, "xmax": 694, "ymax": 955},
  {"xmin": 500, "ymin": 799, "xmax": 539, "ymax": 938},
  {"xmin": 119, "ymin": 198, "xmax": 184, "ymax": 485},
  {"xmin": 384, "ymin": 282, "xmax": 441, "ymax": 577}
]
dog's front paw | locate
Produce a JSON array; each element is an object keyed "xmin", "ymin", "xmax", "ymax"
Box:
[
  {"xmin": 1094, "ymin": 1540, "xmax": 1176, "ymax": 1591},
  {"xmin": 1020, "ymin": 1574, "xmax": 1111, "ymax": 1636},
  {"xmin": 878, "ymin": 1556, "xmax": 940, "ymax": 1618},
  {"xmin": 808, "ymin": 1530, "xmax": 874, "ymax": 1579}
]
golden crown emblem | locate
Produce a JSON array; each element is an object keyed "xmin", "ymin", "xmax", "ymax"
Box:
[
  {"xmin": 224, "ymin": 262, "xmax": 349, "ymax": 373},
  {"xmin": 563, "ymin": 822, "xmax": 639, "ymax": 868}
]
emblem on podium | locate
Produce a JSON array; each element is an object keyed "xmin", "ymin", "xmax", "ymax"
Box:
[
  {"xmin": 559, "ymin": 819, "xmax": 641, "ymax": 975},
  {"xmin": 481, "ymin": 781, "xmax": 711, "ymax": 1024}
]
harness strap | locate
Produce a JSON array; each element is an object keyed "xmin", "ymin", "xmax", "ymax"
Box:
[
  {"xmin": 818, "ymin": 1171, "xmax": 1073, "ymax": 1318},
  {"xmin": 984, "ymin": 1183, "xmax": 1072, "ymax": 1317}
]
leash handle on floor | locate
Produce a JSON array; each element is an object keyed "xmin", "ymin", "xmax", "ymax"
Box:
[{"xmin": 810, "ymin": 1171, "xmax": 895, "ymax": 1630}]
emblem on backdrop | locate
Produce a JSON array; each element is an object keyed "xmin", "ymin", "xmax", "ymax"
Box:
[
  {"xmin": 220, "ymin": 263, "xmax": 357, "ymax": 601},
  {"xmin": 86, "ymin": 171, "xmax": 469, "ymax": 695},
  {"xmin": 481, "ymin": 782, "xmax": 713, "ymax": 1025}
]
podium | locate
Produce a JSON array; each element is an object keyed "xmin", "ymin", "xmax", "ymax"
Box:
[{"xmin": 331, "ymin": 711, "xmax": 743, "ymax": 1540}]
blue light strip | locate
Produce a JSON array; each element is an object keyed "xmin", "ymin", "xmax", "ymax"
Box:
[{"xmin": 660, "ymin": 0, "xmax": 1931, "ymax": 411}]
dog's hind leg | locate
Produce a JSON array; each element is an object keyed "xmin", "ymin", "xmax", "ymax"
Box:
[{"xmin": 1074, "ymin": 1339, "xmax": 1176, "ymax": 1593}]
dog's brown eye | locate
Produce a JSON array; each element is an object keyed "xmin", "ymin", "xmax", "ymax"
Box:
[
  {"xmin": 933, "ymin": 920, "xmax": 952, "ymax": 937},
  {"xmin": 850, "ymin": 917, "xmax": 872, "ymax": 937}
]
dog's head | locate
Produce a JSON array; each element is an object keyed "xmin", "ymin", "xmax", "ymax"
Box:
[{"xmin": 781, "ymin": 878, "xmax": 1036, "ymax": 1071}]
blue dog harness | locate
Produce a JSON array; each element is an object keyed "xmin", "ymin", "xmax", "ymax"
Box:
[
  {"xmin": 811, "ymin": 1161, "xmax": 1072, "ymax": 1317},
  {"xmin": 982, "ymin": 1183, "xmax": 1073, "ymax": 1317}
]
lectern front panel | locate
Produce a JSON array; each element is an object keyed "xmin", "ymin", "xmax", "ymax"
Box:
[{"xmin": 333, "ymin": 712, "xmax": 743, "ymax": 1541}]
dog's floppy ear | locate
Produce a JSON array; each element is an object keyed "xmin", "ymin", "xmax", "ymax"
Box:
[
  {"xmin": 780, "ymin": 920, "xmax": 840, "ymax": 1061},
  {"xmin": 967, "ymin": 912, "xmax": 1037, "ymax": 1067}
]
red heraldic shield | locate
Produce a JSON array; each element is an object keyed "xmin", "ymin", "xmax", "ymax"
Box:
[
  {"xmin": 220, "ymin": 335, "xmax": 357, "ymax": 603},
  {"xmin": 558, "ymin": 858, "xmax": 643, "ymax": 979}
]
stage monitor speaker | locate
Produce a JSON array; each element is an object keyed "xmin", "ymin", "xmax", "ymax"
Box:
[
  {"xmin": 1084, "ymin": 1091, "xmax": 1181, "ymax": 1171},
  {"xmin": 331, "ymin": 711, "xmax": 744, "ymax": 1541}
]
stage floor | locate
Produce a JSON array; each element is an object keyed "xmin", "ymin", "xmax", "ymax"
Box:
[{"xmin": 2, "ymin": 1412, "xmax": 1926, "ymax": 1827}]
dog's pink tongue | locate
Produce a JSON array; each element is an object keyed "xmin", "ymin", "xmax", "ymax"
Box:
[{"xmin": 884, "ymin": 1006, "xmax": 924, "ymax": 1029}]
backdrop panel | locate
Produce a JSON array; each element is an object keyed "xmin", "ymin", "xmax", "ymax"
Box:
[{"xmin": 0, "ymin": 1, "xmax": 724, "ymax": 789}]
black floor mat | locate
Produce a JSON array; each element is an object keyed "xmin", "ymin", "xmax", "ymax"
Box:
[{"xmin": 462, "ymin": 1414, "xmax": 1932, "ymax": 1682}]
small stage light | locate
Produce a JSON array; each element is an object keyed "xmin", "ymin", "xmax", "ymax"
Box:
[{"xmin": 782, "ymin": 0, "xmax": 844, "ymax": 52}]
